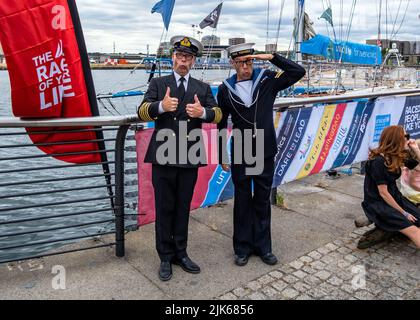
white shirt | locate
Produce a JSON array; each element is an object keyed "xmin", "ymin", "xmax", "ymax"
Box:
[
  {"xmin": 235, "ymin": 80, "xmax": 253, "ymax": 108},
  {"xmin": 158, "ymin": 71, "xmax": 206, "ymax": 119}
]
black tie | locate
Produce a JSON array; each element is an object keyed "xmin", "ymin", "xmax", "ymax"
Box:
[{"xmin": 177, "ymin": 77, "xmax": 186, "ymax": 101}]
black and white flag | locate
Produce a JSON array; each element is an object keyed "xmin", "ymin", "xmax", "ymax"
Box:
[{"xmin": 199, "ymin": 3, "xmax": 223, "ymax": 29}]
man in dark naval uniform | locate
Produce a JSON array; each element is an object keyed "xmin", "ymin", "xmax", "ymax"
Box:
[
  {"xmin": 217, "ymin": 43, "xmax": 305, "ymax": 266},
  {"xmin": 138, "ymin": 35, "xmax": 222, "ymax": 281}
]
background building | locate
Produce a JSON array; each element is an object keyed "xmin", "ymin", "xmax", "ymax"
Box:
[
  {"xmin": 157, "ymin": 42, "xmax": 172, "ymax": 57},
  {"xmin": 265, "ymin": 44, "xmax": 278, "ymax": 53},
  {"xmin": 202, "ymin": 35, "xmax": 220, "ymax": 47},
  {"xmin": 229, "ymin": 38, "xmax": 246, "ymax": 46},
  {"xmin": 366, "ymin": 39, "xmax": 420, "ymax": 65},
  {"xmin": 202, "ymin": 45, "xmax": 229, "ymax": 59}
]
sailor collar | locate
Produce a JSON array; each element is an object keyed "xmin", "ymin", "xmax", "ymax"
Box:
[{"xmin": 222, "ymin": 68, "xmax": 266, "ymax": 99}]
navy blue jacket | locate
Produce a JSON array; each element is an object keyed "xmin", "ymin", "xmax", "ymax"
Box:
[{"xmin": 217, "ymin": 54, "xmax": 306, "ymax": 163}]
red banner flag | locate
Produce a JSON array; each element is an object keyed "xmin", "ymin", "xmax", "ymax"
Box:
[{"xmin": 0, "ymin": 0, "xmax": 101, "ymax": 164}]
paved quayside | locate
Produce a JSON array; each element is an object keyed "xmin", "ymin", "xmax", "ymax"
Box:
[{"xmin": 1, "ymin": 171, "xmax": 419, "ymax": 300}]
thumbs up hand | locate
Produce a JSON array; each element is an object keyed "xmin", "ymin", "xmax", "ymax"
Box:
[
  {"xmin": 186, "ymin": 94, "xmax": 204, "ymax": 118},
  {"xmin": 162, "ymin": 87, "xmax": 179, "ymax": 112}
]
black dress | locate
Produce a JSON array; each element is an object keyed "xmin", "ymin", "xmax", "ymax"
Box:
[{"xmin": 362, "ymin": 155, "xmax": 420, "ymax": 232}]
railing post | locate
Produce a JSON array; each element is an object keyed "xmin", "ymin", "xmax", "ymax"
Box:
[{"xmin": 115, "ymin": 125, "xmax": 130, "ymax": 258}]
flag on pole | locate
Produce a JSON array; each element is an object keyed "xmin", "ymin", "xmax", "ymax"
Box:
[
  {"xmin": 151, "ymin": 0, "xmax": 176, "ymax": 31},
  {"xmin": 199, "ymin": 3, "xmax": 223, "ymax": 29},
  {"xmin": 320, "ymin": 7, "xmax": 334, "ymax": 27}
]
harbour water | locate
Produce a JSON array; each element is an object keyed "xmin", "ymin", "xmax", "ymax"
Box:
[{"xmin": 0, "ymin": 68, "xmax": 230, "ymax": 263}]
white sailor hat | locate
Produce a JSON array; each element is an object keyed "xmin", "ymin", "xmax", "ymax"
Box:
[
  {"xmin": 170, "ymin": 35, "xmax": 203, "ymax": 57},
  {"xmin": 227, "ymin": 43, "xmax": 255, "ymax": 59}
]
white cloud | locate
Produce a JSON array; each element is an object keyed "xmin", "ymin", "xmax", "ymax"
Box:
[{"xmin": 76, "ymin": 0, "xmax": 420, "ymax": 53}]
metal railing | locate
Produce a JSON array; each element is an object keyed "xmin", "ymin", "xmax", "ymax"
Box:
[
  {"xmin": 1, "ymin": 88, "xmax": 419, "ymax": 264},
  {"xmin": 274, "ymin": 88, "xmax": 420, "ymax": 110},
  {"xmin": 0, "ymin": 116, "xmax": 141, "ymax": 264}
]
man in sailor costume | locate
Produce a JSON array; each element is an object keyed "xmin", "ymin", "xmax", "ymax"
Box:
[{"xmin": 217, "ymin": 43, "xmax": 306, "ymax": 266}]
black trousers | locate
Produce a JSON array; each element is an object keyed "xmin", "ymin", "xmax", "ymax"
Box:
[
  {"xmin": 152, "ymin": 164, "xmax": 198, "ymax": 262},
  {"xmin": 230, "ymin": 158, "xmax": 275, "ymax": 256}
]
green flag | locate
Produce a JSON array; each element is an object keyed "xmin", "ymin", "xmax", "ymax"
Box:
[{"xmin": 320, "ymin": 7, "xmax": 334, "ymax": 27}]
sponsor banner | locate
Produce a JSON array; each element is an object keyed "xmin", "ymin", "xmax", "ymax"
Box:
[
  {"xmin": 399, "ymin": 96, "xmax": 420, "ymax": 139},
  {"xmin": 136, "ymin": 95, "xmax": 420, "ymax": 226},
  {"xmin": 273, "ymin": 107, "xmax": 313, "ymax": 185}
]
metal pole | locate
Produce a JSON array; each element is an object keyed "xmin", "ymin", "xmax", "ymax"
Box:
[
  {"xmin": 294, "ymin": 0, "xmax": 304, "ymax": 64},
  {"xmin": 115, "ymin": 125, "xmax": 129, "ymax": 258}
]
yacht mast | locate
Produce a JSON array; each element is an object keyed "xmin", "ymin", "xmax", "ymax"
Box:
[{"xmin": 294, "ymin": 0, "xmax": 305, "ymax": 64}]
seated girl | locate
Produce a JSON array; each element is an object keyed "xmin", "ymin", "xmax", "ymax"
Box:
[{"xmin": 362, "ymin": 126, "xmax": 420, "ymax": 248}]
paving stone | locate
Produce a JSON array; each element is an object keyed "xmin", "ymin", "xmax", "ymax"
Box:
[
  {"xmin": 281, "ymin": 288, "xmax": 299, "ymax": 299},
  {"xmin": 394, "ymin": 279, "xmax": 413, "ymax": 291},
  {"xmin": 308, "ymin": 251, "xmax": 322, "ymax": 260},
  {"xmin": 299, "ymin": 256, "xmax": 314, "ymax": 264},
  {"xmin": 325, "ymin": 243, "xmax": 339, "ymax": 251},
  {"xmin": 337, "ymin": 247, "xmax": 352, "ymax": 255},
  {"xmin": 333, "ymin": 240, "xmax": 345, "ymax": 246},
  {"xmin": 336, "ymin": 270, "xmax": 354, "ymax": 281},
  {"xmin": 310, "ymin": 261, "xmax": 327, "ymax": 271},
  {"xmin": 327, "ymin": 276, "xmax": 344, "ymax": 286},
  {"xmin": 258, "ymin": 275, "xmax": 274, "ymax": 285},
  {"xmin": 303, "ymin": 275, "xmax": 322, "ymax": 286},
  {"xmin": 293, "ymin": 270, "xmax": 308, "ymax": 280},
  {"xmin": 317, "ymin": 246, "xmax": 332, "ymax": 255},
  {"xmin": 314, "ymin": 270, "xmax": 331, "ymax": 281},
  {"xmin": 354, "ymin": 290, "xmax": 375, "ymax": 300},
  {"xmin": 329, "ymin": 289, "xmax": 351, "ymax": 300},
  {"xmin": 324, "ymin": 263, "xmax": 340, "ymax": 273},
  {"xmin": 269, "ymin": 271, "xmax": 284, "ymax": 279},
  {"xmin": 321, "ymin": 255, "xmax": 336, "ymax": 264},
  {"xmin": 271, "ymin": 280, "xmax": 288, "ymax": 292},
  {"xmin": 344, "ymin": 254, "xmax": 359, "ymax": 263},
  {"xmin": 223, "ymin": 227, "xmax": 417, "ymax": 301},
  {"xmin": 246, "ymin": 281, "xmax": 262, "ymax": 291},
  {"xmin": 376, "ymin": 293, "xmax": 400, "ymax": 300},
  {"xmin": 301, "ymin": 266, "xmax": 317, "ymax": 274},
  {"xmin": 289, "ymin": 260, "xmax": 304, "ymax": 270},
  {"xmin": 341, "ymin": 284, "xmax": 357, "ymax": 294},
  {"xmin": 233, "ymin": 287, "xmax": 250, "ymax": 298},
  {"xmin": 387, "ymin": 286, "xmax": 406, "ymax": 297},
  {"xmin": 283, "ymin": 274, "xmax": 299, "ymax": 284},
  {"xmin": 262, "ymin": 287, "xmax": 278, "ymax": 298},
  {"xmin": 293, "ymin": 282, "xmax": 311, "ymax": 293},
  {"xmin": 278, "ymin": 265, "xmax": 295, "ymax": 274},
  {"xmin": 220, "ymin": 293, "xmax": 237, "ymax": 300},
  {"xmin": 365, "ymin": 283, "xmax": 383, "ymax": 296},
  {"xmin": 306, "ymin": 287, "xmax": 327, "ymax": 299},
  {"xmin": 248, "ymin": 292, "xmax": 266, "ymax": 300},
  {"xmin": 318, "ymin": 282, "xmax": 338, "ymax": 295}
]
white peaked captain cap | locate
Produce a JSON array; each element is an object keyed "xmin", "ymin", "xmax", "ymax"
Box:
[
  {"xmin": 227, "ymin": 43, "xmax": 255, "ymax": 59},
  {"xmin": 170, "ymin": 35, "xmax": 204, "ymax": 56}
]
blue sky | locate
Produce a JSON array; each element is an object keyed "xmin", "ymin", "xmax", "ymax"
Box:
[{"xmin": 76, "ymin": 0, "xmax": 419, "ymax": 53}]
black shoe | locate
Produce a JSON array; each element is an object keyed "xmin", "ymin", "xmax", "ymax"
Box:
[
  {"xmin": 174, "ymin": 257, "xmax": 201, "ymax": 274},
  {"xmin": 357, "ymin": 227, "xmax": 394, "ymax": 249},
  {"xmin": 260, "ymin": 253, "xmax": 278, "ymax": 265},
  {"xmin": 158, "ymin": 261, "xmax": 172, "ymax": 281},
  {"xmin": 234, "ymin": 254, "xmax": 250, "ymax": 267}
]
